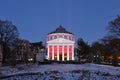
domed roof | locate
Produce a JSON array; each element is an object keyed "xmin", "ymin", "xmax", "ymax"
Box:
[{"xmin": 48, "ymin": 25, "xmax": 74, "ymax": 35}]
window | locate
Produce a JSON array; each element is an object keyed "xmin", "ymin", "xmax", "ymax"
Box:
[
  {"xmin": 72, "ymin": 37, "xmax": 74, "ymax": 41},
  {"xmin": 50, "ymin": 36, "xmax": 52, "ymax": 40},
  {"xmin": 54, "ymin": 35, "xmax": 57, "ymax": 39},
  {"xmin": 64, "ymin": 35, "xmax": 67, "ymax": 39},
  {"xmin": 69, "ymin": 36, "xmax": 71, "ymax": 40}
]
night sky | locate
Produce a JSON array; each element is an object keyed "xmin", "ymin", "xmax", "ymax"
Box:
[{"xmin": 0, "ymin": 0, "xmax": 120, "ymax": 44}]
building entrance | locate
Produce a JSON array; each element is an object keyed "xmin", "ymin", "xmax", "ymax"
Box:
[
  {"xmin": 59, "ymin": 54, "xmax": 62, "ymax": 61},
  {"xmin": 54, "ymin": 54, "xmax": 57, "ymax": 60},
  {"xmin": 64, "ymin": 54, "xmax": 67, "ymax": 61}
]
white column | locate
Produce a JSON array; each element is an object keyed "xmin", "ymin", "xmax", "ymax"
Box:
[
  {"xmin": 72, "ymin": 45, "xmax": 74, "ymax": 60},
  {"xmin": 47, "ymin": 45, "xmax": 49, "ymax": 60},
  {"xmin": 52, "ymin": 45, "xmax": 54, "ymax": 60},
  {"xmin": 57, "ymin": 45, "xmax": 59, "ymax": 61},
  {"xmin": 67, "ymin": 45, "xmax": 69, "ymax": 61},
  {"xmin": 62, "ymin": 45, "xmax": 64, "ymax": 61}
]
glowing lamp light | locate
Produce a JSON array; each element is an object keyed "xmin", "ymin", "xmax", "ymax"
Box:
[
  {"xmin": 64, "ymin": 55, "xmax": 67, "ymax": 58},
  {"xmin": 55, "ymin": 55, "xmax": 57, "ymax": 57},
  {"xmin": 118, "ymin": 56, "xmax": 120, "ymax": 60},
  {"xmin": 16, "ymin": 58, "xmax": 21, "ymax": 61},
  {"xmin": 28, "ymin": 58, "xmax": 33, "ymax": 61},
  {"xmin": 108, "ymin": 56, "xmax": 112, "ymax": 59}
]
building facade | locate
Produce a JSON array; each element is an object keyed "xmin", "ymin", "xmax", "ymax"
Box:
[
  {"xmin": 15, "ymin": 39, "xmax": 31, "ymax": 61},
  {"xmin": 46, "ymin": 26, "xmax": 75, "ymax": 61}
]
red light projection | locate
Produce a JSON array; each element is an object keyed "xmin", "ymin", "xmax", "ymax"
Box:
[
  {"xmin": 59, "ymin": 46, "xmax": 62, "ymax": 54},
  {"xmin": 64, "ymin": 46, "xmax": 67, "ymax": 53},
  {"xmin": 48, "ymin": 45, "xmax": 73, "ymax": 60},
  {"xmin": 54, "ymin": 46, "xmax": 57, "ymax": 54},
  {"xmin": 49, "ymin": 46, "xmax": 52, "ymax": 53},
  {"xmin": 49, "ymin": 46, "xmax": 52, "ymax": 59},
  {"xmin": 69, "ymin": 46, "xmax": 72, "ymax": 59}
]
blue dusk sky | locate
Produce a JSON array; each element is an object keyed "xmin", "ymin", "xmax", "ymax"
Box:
[{"xmin": 0, "ymin": 0, "xmax": 120, "ymax": 44}]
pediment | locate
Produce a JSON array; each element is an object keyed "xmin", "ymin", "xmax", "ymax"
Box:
[{"xmin": 47, "ymin": 38, "xmax": 75, "ymax": 44}]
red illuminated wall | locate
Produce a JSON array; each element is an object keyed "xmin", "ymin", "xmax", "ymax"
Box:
[
  {"xmin": 49, "ymin": 45, "xmax": 73, "ymax": 60},
  {"xmin": 54, "ymin": 46, "xmax": 57, "ymax": 54},
  {"xmin": 49, "ymin": 46, "xmax": 52, "ymax": 59},
  {"xmin": 59, "ymin": 46, "xmax": 62, "ymax": 54},
  {"xmin": 64, "ymin": 46, "xmax": 67, "ymax": 53},
  {"xmin": 69, "ymin": 46, "xmax": 72, "ymax": 60}
]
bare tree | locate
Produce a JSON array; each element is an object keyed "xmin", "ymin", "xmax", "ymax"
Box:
[
  {"xmin": 0, "ymin": 20, "xmax": 19, "ymax": 66},
  {"xmin": 107, "ymin": 15, "xmax": 120, "ymax": 38},
  {"xmin": 0, "ymin": 20, "xmax": 19, "ymax": 46}
]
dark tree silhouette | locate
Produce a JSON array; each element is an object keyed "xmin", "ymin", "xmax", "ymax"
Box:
[
  {"xmin": 76, "ymin": 38, "xmax": 90, "ymax": 62},
  {"xmin": 91, "ymin": 42, "xmax": 104, "ymax": 54},
  {"xmin": 91, "ymin": 42, "xmax": 104, "ymax": 63},
  {"xmin": 109, "ymin": 38, "xmax": 120, "ymax": 65},
  {"xmin": 108, "ymin": 38, "xmax": 120, "ymax": 50},
  {"xmin": 101, "ymin": 35, "xmax": 116, "ymax": 45},
  {"xmin": 112, "ymin": 48, "xmax": 118, "ymax": 66},
  {"xmin": 100, "ymin": 38, "xmax": 120, "ymax": 62},
  {"xmin": 100, "ymin": 15, "xmax": 120, "ymax": 63},
  {"xmin": 0, "ymin": 20, "xmax": 19, "ymax": 46},
  {"xmin": 107, "ymin": 15, "xmax": 120, "ymax": 38},
  {"xmin": 0, "ymin": 20, "xmax": 19, "ymax": 65}
]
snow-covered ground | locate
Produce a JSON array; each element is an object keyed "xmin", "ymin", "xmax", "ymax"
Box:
[{"xmin": 0, "ymin": 63, "xmax": 120, "ymax": 80}]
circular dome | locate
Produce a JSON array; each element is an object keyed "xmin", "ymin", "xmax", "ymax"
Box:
[{"xmin": 48, "ymin": 25, "xmax": 74, "ymax": 35}]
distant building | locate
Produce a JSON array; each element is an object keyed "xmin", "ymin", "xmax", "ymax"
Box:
[
  {"xmin": 15, "ymin": 39, "xmax": 31, "ymax": 61},
  {"xmin": 46, "ymin": 25, "xmax": 76, "ymax": 61},
  {"xmin": 30, "ymin": 42, "xmax": 45, "ymax": 62},
  {"xmin": 16, "ymin": 39, "xmax": 45, "ymax": 62}
]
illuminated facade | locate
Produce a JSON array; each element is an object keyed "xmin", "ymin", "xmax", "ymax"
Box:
[{"xmin": 46, "ymin": 26, "xmax": 75, "ymax": 61}]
